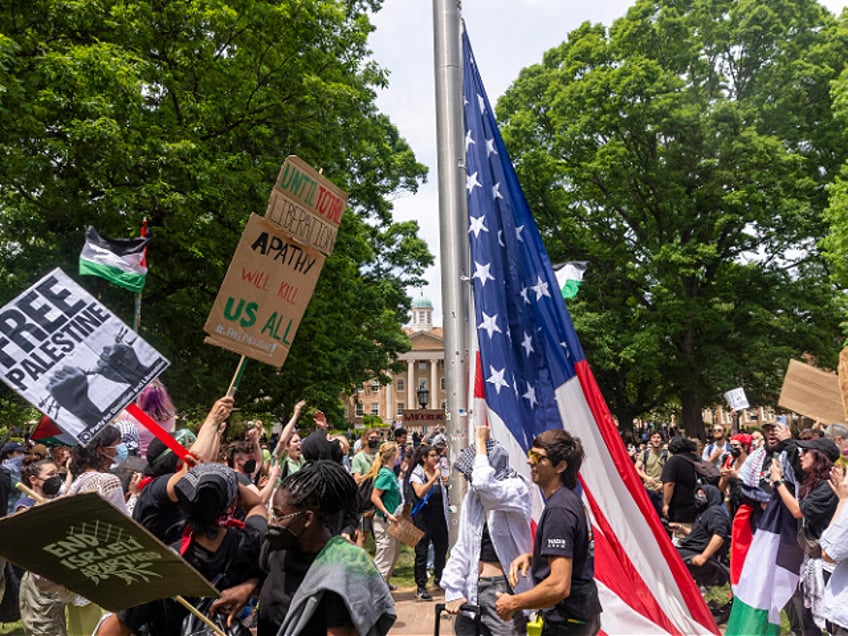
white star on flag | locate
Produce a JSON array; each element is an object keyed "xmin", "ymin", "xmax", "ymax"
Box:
[
  {"xmin": 521, "ymin": 331, "xmax": 534, "ymax": 357},
  {"xmin": 466, "ymin": 171, "xmax": 482, "ymax": 193},
  {"xmin": 530, "ymin": 275, "xmax": 550, "ymax": 300},
  {"xmin": 485, "ymin": 365, "xmax": 510, "ymax": 394},
  {"xmin": 522, "ymin": 383, "xmax": 538, "ymax": 408},
  {"xmin": 472, "ymin": 261, "xmax": 495, "ymax": 286},
  {"xmin": 469, "ymin": 215, "xmax": 488, "ymax": 238},
  {"xmin": 477, "ymin": 312, "xmax": 502, "ymax": 339}
]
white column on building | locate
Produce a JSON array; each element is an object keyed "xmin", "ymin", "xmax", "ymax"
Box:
[
  {"xmin": 385, "ymin": 371, "xmax": 393, "ymax": 421},
  {"xmin": 408, "ymin": 359, "xmax": 415, "ymax": 407},
  {"xmin": 430, "ymin": 358, "xmax": 438, "ymax": 408}
]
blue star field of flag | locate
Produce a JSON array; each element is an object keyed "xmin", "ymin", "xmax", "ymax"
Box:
[{"xmin": 463, "ymin": 26, "xmax": 587, "ymax": 448}]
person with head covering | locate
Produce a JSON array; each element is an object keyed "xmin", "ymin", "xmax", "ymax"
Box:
[
  {"xmin": 257, "ymin": 460, "xmax": 395, "ymax": 636},
  {"xmin": 96, "ymin": 463, "xmax": 267, "ymax": 635},
  {"xmin": 718, "ymin": 433, "xmax": 752, "ymax": 519},
  {"xmin": 131, "ymin": 395, "xmax": 240, "ymax": 544},
  {"xmin": 442, "ymin": 427, "xmax": 532, "ymax": 635},
  {"xmin": 671, "ymin": 484, "xmax": 731, "ymax": 572}
]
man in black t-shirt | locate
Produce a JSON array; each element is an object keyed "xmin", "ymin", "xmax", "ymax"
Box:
[{"xmin": 495, "ymin": 429, "xmax": 602, "ymax": 635}]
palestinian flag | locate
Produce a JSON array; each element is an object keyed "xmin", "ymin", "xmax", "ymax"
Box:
[
  {"xmin": 79, "ymin": 226, "xmax": 151, "ymax": 292},
  {"xmin": 31, "ymin": 416, "xmax": 76, "ymax": 446},
  {"xmin": 553, "ymin": 261, "xmax": 587, "ymax": 300},
  {"xmin": 725, "ymin": 494, "xmax": 804, "ymax": 635}
]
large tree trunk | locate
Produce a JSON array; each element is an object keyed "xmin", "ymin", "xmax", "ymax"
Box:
[{"xmin": 680, "ymin": 390, "xmax": 704, "ymax": 441}]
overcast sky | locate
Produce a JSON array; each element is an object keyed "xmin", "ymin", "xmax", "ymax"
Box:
[{"xmin": 368, "ymin": 0, "xmax": 848, "ymax": 325}]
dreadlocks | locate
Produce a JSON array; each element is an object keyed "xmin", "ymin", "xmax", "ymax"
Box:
[{"xmin": 279, "ymin": 460, "xmax": 356, "ymax": 517}]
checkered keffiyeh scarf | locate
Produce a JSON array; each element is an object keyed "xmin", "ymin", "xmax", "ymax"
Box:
[{"xmin": 453, "ymin": 439, "xmax": 516, "ymax": 481}]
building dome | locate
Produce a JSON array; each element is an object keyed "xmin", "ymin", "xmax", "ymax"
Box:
[
  {"xmin": 412, "ymin": 296, "xmax": 433, "ymax": 310},
  {"xmin": 410, "ymin": 295, "xmax": 434, "ymax": 331}
]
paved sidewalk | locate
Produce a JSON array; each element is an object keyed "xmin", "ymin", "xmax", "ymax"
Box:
[{"xmin": 391, "ymin": 585, "xmax": 453, "ymax": 636}]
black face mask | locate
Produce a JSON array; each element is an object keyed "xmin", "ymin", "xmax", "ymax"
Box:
[
  {"xmin": 694, "ymin": 494, "xmax": 708, "ymax": 509},
  {"xmin": 728, "ymin": 446, "xmax": 742, "ymax": 458},
  {"xmin": 41, "ymin": 475, "xmax": 63, "ymax": 497},
  {"xmin": 242, "ymin": 459, "xmax": 257, "ymax": 474},
  {"xmin": 266, "ymin": 524, "xmax": 301, "ymax": 551},
  {"xmin": 367, "ymin": 439, "xmax": 380, "ymax": 450}
]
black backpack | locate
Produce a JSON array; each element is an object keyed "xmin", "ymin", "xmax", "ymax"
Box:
[
  {"xmin": 681, "ymin": 454, "xmax": 721, "ymax": 486},
  {"xmin": 357, "ymin": 476, "xmax": 376, "ymax": 517}
]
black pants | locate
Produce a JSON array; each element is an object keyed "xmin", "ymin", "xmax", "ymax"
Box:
[
  {"xmin": 541, "ymin": 615, "xmax": 601, "ymax": 636},
  {"xmin": 413, "ymin": 510, "xmax": 448, "ymax": 587}
]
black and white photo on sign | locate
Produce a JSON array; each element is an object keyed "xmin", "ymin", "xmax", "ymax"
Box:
[{"xmin": 0, "ymin": 268, "xmax": 169, "ymax": 445}]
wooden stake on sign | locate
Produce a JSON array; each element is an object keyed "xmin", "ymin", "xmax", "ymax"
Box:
[
  {"xmin": 15, "ymin": 481, "xmax": 46, "ymax": 504},
  {"xmin": 227, "ymin": 355, "xmax": 248, "ymax": 397},
  {"xmin": 174, "ymin": 595, "xmax": 226, "ymax": 636}
]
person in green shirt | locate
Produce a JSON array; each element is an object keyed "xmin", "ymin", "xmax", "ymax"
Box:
[
  {"xmin": 367, "ymin": 441, "xmax": 402, "ymax": 588},
  {"xmin": 351, "ymin": 429, "xmax": 382, "ymax": 547}
]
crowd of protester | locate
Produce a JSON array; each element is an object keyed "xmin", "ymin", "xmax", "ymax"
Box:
[
  {"xmin": 630, "ymin": 419, "xmax": 848, "ymax": 635},
  {"xmin": 2, "ymin": 380, "xmax": 848, "ymax": 636}
]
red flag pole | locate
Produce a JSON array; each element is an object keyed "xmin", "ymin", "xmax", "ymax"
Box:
[
  {"xmin": 127, "ymin": 403, "xmax": 190, "ymax": 463},
  {"xmin": 132, "ymin": 218, "xmax": 148, "ymax": 332}
]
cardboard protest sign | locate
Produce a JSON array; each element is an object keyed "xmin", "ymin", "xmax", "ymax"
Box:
[
  {"xmin": 204, "ymin": 214, "xmax": 325, "ymax": 367},
  {"xmin": 265, "ymin": 155, "xmax": 348, "ymax": 256},
  {"xmin": 0, "ymin": 493, "xmax": 218, "ymax": 612},
  {"xmin": 0, "ymin": 268, "xmax": 169, "ymax": 445},
  {"xmin": 723, "ymin": 387, "xmax": 749, "ymax": 411},
  {"xmin": 778, "ymin": 359, "xmax": 845, "ymax": 424},
  {"xmin": 838, "ymin": 346, "xmax": 848, "ymax": 422}
]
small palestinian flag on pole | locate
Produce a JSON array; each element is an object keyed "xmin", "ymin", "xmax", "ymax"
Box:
[
  {"xmin": 79, "ymin": 226, "xmax": 151, "ymax": 293},
  {"xmin": 553, "ymin": 261, "xmax": 588, "ymax": 300}
]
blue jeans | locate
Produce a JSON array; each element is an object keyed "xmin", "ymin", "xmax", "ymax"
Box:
[{"xmin": 454, "ymin": 576, "xmax": 527, "ymax": 636}]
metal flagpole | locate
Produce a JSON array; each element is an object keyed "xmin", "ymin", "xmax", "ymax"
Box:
[{"xmin": 432, "ymin": 0, "xmax": 469, "ymax": 545}]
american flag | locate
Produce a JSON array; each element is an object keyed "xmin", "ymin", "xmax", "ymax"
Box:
[{"xmin": 462, "ymin": 25, "xmax": 717, "ymax": 635}]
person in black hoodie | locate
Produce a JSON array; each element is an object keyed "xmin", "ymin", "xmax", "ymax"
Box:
[
  {"xmin": 661, "ymin": 436, "xmax": 700, "ymax": 524},
  {"xmin": 671, "ymin": 484, "xmax": 731, "ymax": 570}
]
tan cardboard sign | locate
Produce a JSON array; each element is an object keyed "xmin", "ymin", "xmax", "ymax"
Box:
[
  {"xmin": 204, "ymin": 214, "xmax": 325, "ymax": 367},
  {"xmin": 0, "ymin": 493, "xmax": 218, "ymax": 612},
  {"xmin": 265, "ymin": 155, "xmax": 348, "ymax": 256},
  {"xmin": 778, "ymin": 359, "xmax": 845, "ymax": 424}
]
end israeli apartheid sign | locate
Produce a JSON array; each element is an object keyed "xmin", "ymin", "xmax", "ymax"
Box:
[
  {"xmin": 265, "ymin": 155, "xmax": 348, "ymax": 255},
  {"xmin": 0, "ymin": 493, "xmax": 218, "ymax": 612},
  {"xmin": 204, "ymin": 214, "xmax": 324, "ymax": 367},
  {"xmin": 0, "ymin": 269, "xmax": 169, "ymax": 445}
]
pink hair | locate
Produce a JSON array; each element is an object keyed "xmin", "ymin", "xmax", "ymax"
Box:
[{"xmin": 137, "ymin": 379, "xmax": 176, "ymax": 427}]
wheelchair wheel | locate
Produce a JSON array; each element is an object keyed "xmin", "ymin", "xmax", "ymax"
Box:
[{"xmin": 682, "ymin": 555, "xmax": 733, "ymax": 624}]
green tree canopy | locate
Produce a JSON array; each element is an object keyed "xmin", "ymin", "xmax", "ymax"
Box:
[
  {"xmin": 498, "ymin": 0, "xmax": 848, "ymax": 433},
  {"xmin": 0, "ymin": 0, "xmax": 432, "ymax": 428}
]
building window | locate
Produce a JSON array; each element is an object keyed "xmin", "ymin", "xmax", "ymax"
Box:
[
  {"xmin": 396, "ymin": 402, "xmax": 405, "ymax": 417},
  {"xmin": 355, "ymin": 403, "xmax": 364, "ymax": 417},
  {"xmin": 370, "ymin": 380, "xmax": 380, "ymax": 392},
  {"xmin": 370, "ymin": 402, "xmax": 379, "ymax": 416},
  {"xmin": 418, "ymin": 379, "xmax": 427, "ymax": 390},
  {"xmin": 356, "ymin": 383, "xmax": 364, "ymax": 393},
  {"xmin": 440, "ymin": 377, "xmax": 446, "ymax": 391},
  {"xmin": 396, "ymin": 378, "xmax": 405, "ymax": 392},
  {"xmin": 418, "ymin": 361, "xmax": 427, "ymax": 371}
]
